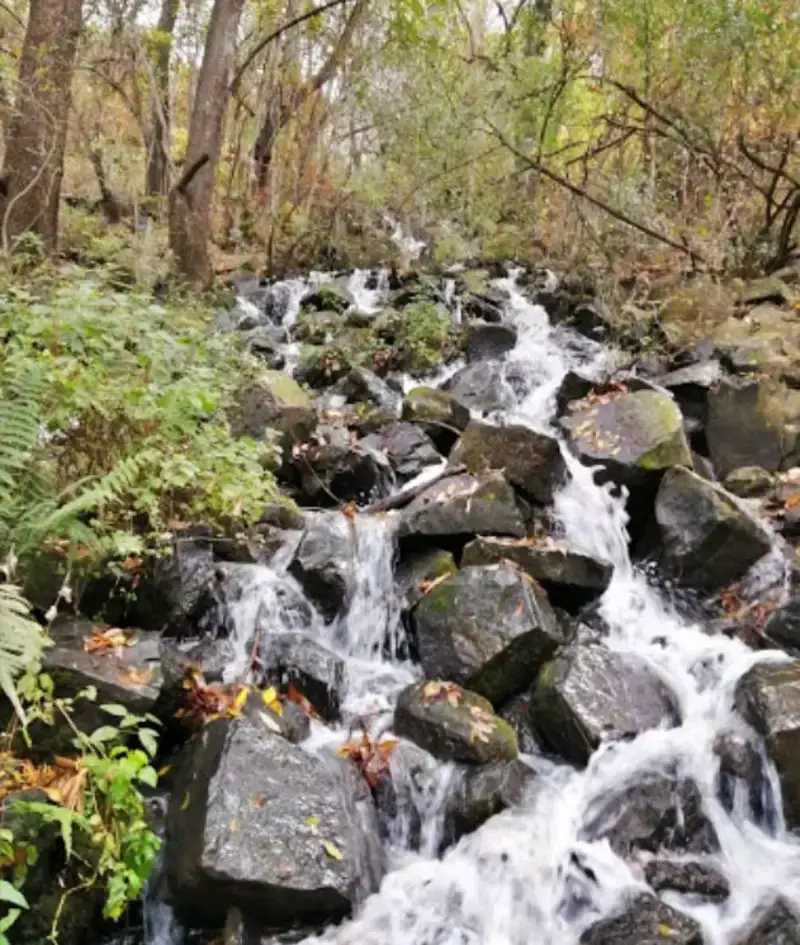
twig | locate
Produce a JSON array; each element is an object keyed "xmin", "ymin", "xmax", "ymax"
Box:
[{"xmin": 173, "ymin": 153, "xmax": 209, "ymax": 196}]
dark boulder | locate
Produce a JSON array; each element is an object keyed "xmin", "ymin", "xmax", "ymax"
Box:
[
  {"xmin": 561, "ymin": 388, "xmax": 691, "ymax": 492},
  {"xmin": 531, "ymin": 646, "xmax": 678, "ymax": 766},
  {"xmin": 713, "ymin": 730, "xmax": 768, "ymax": 820},
  {"xmin": 288, "ymin": 512, "xmax": 357, "ymax": 621},
  {"xmin": 724, "ymin": 466, "xmax": 776, "ymax": 498},
  {"xmin": 449, "ymin": 421, "xmax": 566, "ymax": 503},
  {"xmin": 732, "ymin": 900, "xmax": 800, "ymax": 945},
  {"xmin": 466, "ymin": 322, "xmax": 518, "ymax": 362},
  {"xmin": 400, "ymin": 386, "xmax": 470, "ymax": 451},
  {"xmin": 443, "ymin": 360, "xmax": 511, "ymax": 413},
  {"xmin": 579, "ymin": 895, "xmax": 703, "ymax": 945},
  {"xmin": 654, "ymin": 359, "xmax": 722, "ymax": 437},
  {"xmin": 580, "ymin": 771, "xmax": 719, "ymax": 857},
  {"xmin": 644, "ymin": 858, "xmax": 730, "ymax": 901},
  {"xmin": 735, "ymin": 661, "xmax": 800, "ymax": 828},
  {"xmin": 394, "ymin": 682, "xmax": 518, "ymax": 764},
  {"xmin": 462, "ymin": 536, "xmax": 611, "ymax": 599},
  {"xmin": 413, "ymin": 565, "xmax": 565, "ymax": 705},
  {"xmin": 361, "ymin": 422, "xmax": 442, "ymax": 487},
  {"xmin": 654, "ymin": 466, "xmax": 772, "ymax": 591},
  {"xmin": 293, "ymin": 424, "xmax": 392, "ymax": 506},
  {"xmin": 335, "ymin": 367, "xmax": 401, "ymax": 412},
  {"xmin": 762, "ymin": 597, "xmax": 800, "ymax": 653},
  {"xmin": 398, "ymin": 472, "xmax": 527, "ymax": 539},
  {"xmin": 706, "ymin": 378, "xmax": 784, "ymax": 477},
  {"xmin": 446, "ymin": 759, "xmax": 535, "ymax": 841},
  {"xmin": 261, "ymin": 633, "xmax": 346, "ymax": 722},
  {"xmin": 302, "ymin": 283, "xmax": 354, "ymax": 314},
  {"xmin": 229, "ymin": 370, "xmax": 316, "ymax": 450},
  {"xmin": 462, "ymin": 289, "xmax": 507, "ymax": 323},
  {"xmin": 497, "ymin": 692, "xmax": 542, "ymax": 754},
  {"xmin": 396, "ymin": 548, "xmax": 457, "ymax": 611},
  {"xmin": 166, "ymin": 716, "xmax": 382, "ymax": 928}
]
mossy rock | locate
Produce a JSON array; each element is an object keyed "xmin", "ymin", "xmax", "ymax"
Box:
[
  {"xmin": 401, "ymin": 386, "xmax": 470, "ymax": 450},
  {"xmin": 658, "ymin": 281, "xmax": 735, "ymax": 347},
  {"xmin": 293, "ymin": 309, "xmax": 346, "ymax": 344},
  {"xmin": 229, "ymin": 370, "xmax": 315, "ymax": 449},
  {"xmin": 394, "ymin": 681, "xmax": 518, "ymax": 764}
]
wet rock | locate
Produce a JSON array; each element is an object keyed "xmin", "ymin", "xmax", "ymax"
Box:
[
  {"xmin": 462, "ymin": 536, "xmax": 611, "ymax": 597},
  {"xmin": 581, "ymin": 771, "xmax": 719, "ymax": 856},
  {"xmin": 293, "ymin": 310, "xmax": 345, "ymax": 344},
  {"xmin": 335, "ymin": 367, "xmax": 401, "ymax": 412},
  {"xmin": 466, "ymin": 321, "xmax": 518, "ymax": 362},
  {"xmin": 644, "ymin": 858, "xmax": 730, "ymax": 901},
  {"xmin": 399, "ymin": 472, "xmax": 527, "ymax": 539},
  {"xmin": 713, "ymin": 730, "xmax": 767, "ymax": 819},
  {"xmin": 396, "ymin": 547, "xmax": 457, "ymax": 611},
  {"xmin": 462, "ymin": 289, "xmax": 507, "ymax": 323},
  {"xmin": 658, "ymin": 281, "xmax": 736, "ymax": 348},
  {"xmin": 579, "ymin": 894, "xmax": 703, "ymax": 945},
  {"xmin": 450, "ymin": 421, "xmax": 566, "ymax": 503},
  {"xmin": 561, "ymin": 388, "xmax": 691, "ymax": 491},
  {"xmin": 229, "ymin": 370, "xmax": 315, "ymax": 449},
  {"xmin": 166, "ymin": 715, "xmax": 381, "ymax": 927},
  {"xmin": 412, "ymin": 564, "xmax": 565, "ymax": 705},
  {"xmin": 497, "ymin": 692, "xmax": 542, "ymax": 754},
  {"xmin": 739, "ymin": 276, "xmax": 794, "ymax": 307},
  {"xmin": 361, "ymin": 422, "xmax": 442, "ymax": 487},
  {"xmin": 531, "ymin": 646, "xmax": 678, "ymax": 766},
  {"xmin": 724, "ymin": 466, "xmax": 776, "ymax": 498},
  {"xmin": 443, "ymin": 360, "xmax": 510, "ymax": 413},
  {"xmin": 655, "ymin": 359, "xmax": 722, "ymax": 437},
  {"xmin": 732, "ymin": 900, "xmax": 800, "ymax": 945},
  {"xmin": 241, "ymin": 325, "xmax": 287, "ymax": 368},
  {"xmin": 763, "ymin": 597, "xmax": 800, "ymax": 653},
  {"xmin": 302, "ymin": 283, "xmax": 354, "ymax": 314},
  {"xmin": 261, "ymin": 633, "xmax": 346, "ymax": 722},
  {"xmin": 446, "ymin": 758, "xmax": 535, "ymax": 841},
  {"xmin": 563, "ymin": 299, "xmax": 612, "ymax": 342},
  {"xmin": 394, "ymin": 682, "xmax": 518, "ymax": 764},
  {"xmin": 706, "ymin": 379, "xmax": 784, "ymax": 476},
  {"xmin": 288, "ymin": 513, "xmax": 357, "ymax": 621},
  {"xmin": 294, "ymin": 423, "xmax": 392, "ymax": 505},
  {"xmin": 654, "ymin": 466, "xmax": 772, "ymax": 591},
  {"xmin": 400, "ymin": 386, "xmax": 470, "ymax": 451},
  {"xmin": 735, "ymin": 661, "xmax": 800, "ymax": 828},
  {"xmin": 555, "ymin": 371, "xmax": 596, "ymax": 417}
]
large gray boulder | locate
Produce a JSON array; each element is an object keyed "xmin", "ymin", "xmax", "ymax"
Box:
[
  {"xmin": 644, "ymin": 858, "xmax": 729, "ymax": 901},
  {"xmin": 261, "ymin": 633, "xmax": 346, "ymax": 722},
  {"xmin": 400, "ymin": 387, "xmax": 470, "ymax": 451},
  {"xmin": 763, "ymin": 597, "xmax": 800, "ymax": 653},
  {"xmin": 654, "ymin": 466, "xmax": 772, "ymax": 591},
  {"xmin": 361, "ymin": 422, "xmax": 442, "ymax": 487},
  {"xmin": 166, "ymin": 716, "xmax": 382, "ymax": 928},
  {"xmin": 561, "ymin": 388, "xmax": 691, "ymax": 490},
  {"xmin": 466, "ymin": 321, "xmax": 518, "ymax": 362},
  {"xmin": 229, "ymin": 370, "xmax": 315, "ymax": 449},
  {"xmin": 735, "ymin": 661, "xmax": 800, "ymax": 828},
  {"xmin": 399, "ymin": 472, "xmax": 527, "ymax": 539},
  {"xmin": 580, "ymin": 895, "xmax": 703, "ymax": 945},
  {"xmin": 580, "ymin": 771, "xmax": 719, "ymax": 857},
  {"xmin": 446, "ymin": 759, "xmax": 535, "ymax": 841},
  {"xmin": 289, "ymin": 512, "xmax": 357, "ymax": 621},
  {"xmin": 449, "ymin": 421, "xmax": 566, "ymax": 503},
  {"xmin": 706, "ymin": 379, "xmax": 785, "ymax": 477},
  {"xmin": 413, "ymin": 565, "xmax": 565, "ymax": 705},
  {"xmin": 443, "ymin": 360, "xmax": 512, "ymax": 413},
  {"xmin": 394, "ymin": 682, "xmax": 518, "ymax": 764},
  {"xmin": 531, "ymin": 646, "xmax": 678, "ymax": 766},
  {"xmin": 732, "ymin": 901, "xmax": 800, "ymax": 945},
  {"xmin": 462, "ymin": 536, "xmax": 611, "ymax": 596}
]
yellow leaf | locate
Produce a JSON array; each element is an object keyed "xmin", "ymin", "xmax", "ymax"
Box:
[
  {"xmin": 157, "ymin": 764, "xmax": 172, "ymax": 778},
  {"xmin": 305, "ymin": 815, "xmax": 320, "ymax": 827},
  {"xmin": 181, "ymin": 792, "xmax": 190, "ymax": 810},
  {"xmin": 323, "ymin": 840, "xmax": 344, "ymax": 861},
  {"xmin": 262, "ymin": 686, "xmax": 283, "ymax": 716},
  {"xmin": 259, "ymin": 710, "xmax": 282, "ymax": 733},
  {"xmin": 233, "ymin": 686, "xmax": 249, "ymax": 712}
]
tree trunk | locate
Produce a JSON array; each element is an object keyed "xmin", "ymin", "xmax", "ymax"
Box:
[
  {"xmin": 146, "ymin": 0, "xmax": 181, "ymax": 196},
  {"xmin": 252, "ymin": 0, "xmax": 368, "ymax": 189},
  {"xmin": 168, "ymin": 0, "xmax": 243, "ymax": 286},
  {"xmin": 0, "ymin": 0, "xmax": 83, "ymax": 251}
]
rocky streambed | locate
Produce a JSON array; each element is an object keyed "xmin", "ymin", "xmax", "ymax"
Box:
[{"xmin": 30, "ymin": 264, "xmax": 800, "ymax": 945}]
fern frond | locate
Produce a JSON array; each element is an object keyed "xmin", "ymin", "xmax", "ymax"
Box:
[{"xmin": 0, "ymin": 583, "xmax": 45, "ymax": 723}]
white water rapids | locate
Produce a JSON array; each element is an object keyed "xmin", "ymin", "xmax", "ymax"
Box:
[{"xmin": 147, "ymin": 268, "xmax": 800, "ymax": 945}]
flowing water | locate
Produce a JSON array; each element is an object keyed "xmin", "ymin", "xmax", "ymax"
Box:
[{"xmin": 146, "ymin": 268, "xmax": 800, "ymax": 944}]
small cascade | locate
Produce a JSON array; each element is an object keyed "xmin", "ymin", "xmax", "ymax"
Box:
[{"xmin": 347, "ymin": 269, "xmax": 389, "ymax": 314}]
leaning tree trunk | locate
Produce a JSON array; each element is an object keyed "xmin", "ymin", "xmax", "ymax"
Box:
[
  {"xmin": 146, "ymin": 0, "xmax": 181, "ymax": 196},
  {"xmin": 1, "ymin": 0, "xmax": 84, "ymax": 251},
  {"xmin": 169, "ymin": 0, "xmax": 243, "ymax": 286}
]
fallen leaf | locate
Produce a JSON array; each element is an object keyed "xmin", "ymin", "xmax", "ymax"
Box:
[
  {"xmin": 259, "ymin": 710, "xmax": 282, "ymax": 733},
  {"xmin": 323, "ymin": 840, "xmax": 344, "ymax": 861},
  {"xmin": 262, "ymin": 686, "xmax": 283, "ymax": 716},
  {"xmin": 341, "ymin": 501, "xmax": 357, "ymax": 521},
  {"xmin": 423, "ymin": 680, "xmax": 462, "ymax": 707},
  {"xmin": 117, "ymin": 665, "xmax": 154, "ymax": 687},
  {"xmin": 287, "ymin": 681, "xmax": 320, "ymax": 718},
  {"xmin": 416, "ymin": 572, "xmax": 450, "ymax": 596},
  {"xmin": 305, "ymin": 815, "xmax": 320, "ymax": 828},
  {"xmin": 230, "ymin": 685, "xmax": 250, "ymax": 715},
  {"xmin": 181, "ymin": 792, "xmax": 190, "ymax": 810},
  {"xmin": 251, "ymin": 794, "xmax": 266, "ymax": 808},
  {"xmin": 84, "ymin": 627, "xmax": 137, "ymax": 653},
  {"xmin": 157, "ymin": 764, "xmax": 172, "ymax": 778}
]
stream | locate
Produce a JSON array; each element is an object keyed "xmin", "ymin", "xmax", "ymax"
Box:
[{"xmin": 145, "ymin": 266, "xmax": 800, "ymax": 945}]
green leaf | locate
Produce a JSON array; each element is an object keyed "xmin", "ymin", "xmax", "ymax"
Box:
[
  {"xmin": 138, "ymin": 728, "xmax": 159, "ymax": 758},
  {"xmin": 90, "ymin": 725, "xmax": 120, "ymax": 745},
  {"xmin": 0, "ymin": 909, "xmax": 21, "ymax": 935},
  {"xmin": 100, "ymin": 703, "xmax": 129, "ymax": 718},
  {"xmin": 0, "ymin": 881, "xmax": 27, "ymax": 909},
  {"xmin": 322, "ymin": 840, "xmax": 344, "ymax": 861},
  {"xmin": 137, "ymin": 766, "xmax": 158, "ymax": 788}
]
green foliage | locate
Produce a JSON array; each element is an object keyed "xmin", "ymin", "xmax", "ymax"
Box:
[
  {"xmin": 0, "ymin": 271, "xmax": 280, "ymax": 540},
  {"xmin": 7, "ymin": 684, "xmax": 162, "ymax": 936}
]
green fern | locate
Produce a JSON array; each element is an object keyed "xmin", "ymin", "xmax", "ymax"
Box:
[{"xmin": 0, "ymin": 583, "xmax": 44, "ymax": 724}]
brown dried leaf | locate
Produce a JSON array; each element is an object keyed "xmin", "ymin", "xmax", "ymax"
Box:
[{"xmin": 84, "ymin": 627, "xmax": 137, "ymax": 653}]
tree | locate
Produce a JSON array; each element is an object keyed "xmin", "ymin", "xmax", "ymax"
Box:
[
  {"xmin": 0, "ymin": 0, "xmax": 84, "ymax": 251},
  {"xmin": 146, "ymin": 0, "xmax": 182, "ymax": 196},
  {"xmin": 169, "ymin": 0, "xmax": 244, "ymax": 285}
]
